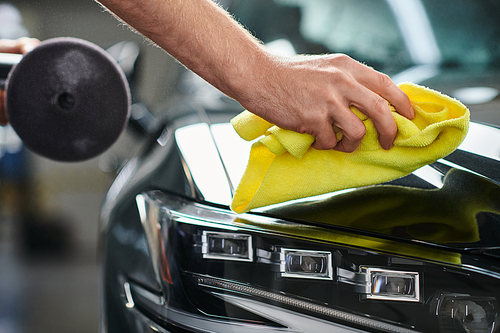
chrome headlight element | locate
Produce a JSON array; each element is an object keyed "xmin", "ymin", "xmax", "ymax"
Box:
[
  {"xmin": 338, "ymin": 267, "xmax": 421, "ymax": 302},
  {"xmin": 365, "ymin": 268, "xmax": 420, "ymax": 302},
  {"xmin": 202, "ymin": 231, "xmax": 253, "ymax": 261},
  {"xmin": 280, "ymin": 248, "xmax": 333, "ymax": 280}
]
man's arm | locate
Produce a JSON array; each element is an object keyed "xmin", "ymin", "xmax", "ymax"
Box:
[{"xmin": 96, "ymin": 0, "xmax": 414, "ymax": 151}]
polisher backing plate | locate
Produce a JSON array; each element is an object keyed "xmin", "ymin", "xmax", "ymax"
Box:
[{"xmin": 6, "ymin": 37, "xmax": 131, "ymax": 162}]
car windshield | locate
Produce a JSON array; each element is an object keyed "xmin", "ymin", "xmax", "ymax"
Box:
[{"xmin": 228, "ymin": 0, "xmax": 500, "ymax": 75}]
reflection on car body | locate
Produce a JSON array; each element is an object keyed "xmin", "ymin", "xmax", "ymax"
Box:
[{"xmin": 100, "ymin": 1, "xmax": 500, "ymax": 332}]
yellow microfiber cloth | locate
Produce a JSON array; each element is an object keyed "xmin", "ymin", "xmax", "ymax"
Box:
[{"xmin": 230, "ymin": 82, "xmax": 470, "ymax": 213}]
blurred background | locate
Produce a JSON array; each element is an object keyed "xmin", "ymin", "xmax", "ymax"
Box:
[{"xmin": 0, "ymin": 0, "xmax": 182, "ymax": 332}]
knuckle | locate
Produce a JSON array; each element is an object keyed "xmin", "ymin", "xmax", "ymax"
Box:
[
  {"xmin": 327, "ymin": 69, "xmax": 349, "ymax": 86},
  {"xmin": 325, "ymin": 96, "xmax": 343, "ymax": 113},
  {"xmin": 351, "ymin": 123, "xmax": 366, "ymax": 140},
  {"xmin": 373, "ymin": 96, "xmax": 389, "ymax": 114},
  {"xmin": 332, "ymin": 53, "xmax": 353, "ymax": 65},
  {"xmin": 296, "ymin": 124, "xmax": 308, "ymax": 135},
  {"xmin": 378, "ymin": 73, "xmax": 394, "ymax": 89}
]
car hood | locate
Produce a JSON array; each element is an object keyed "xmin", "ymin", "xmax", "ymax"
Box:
[{"xmin": 174, "ymin": 119, "xmax": 500, "ymax": 250}]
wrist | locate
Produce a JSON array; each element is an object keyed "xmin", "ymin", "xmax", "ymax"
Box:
[{"xmin": 222, "ymin": 47, "xmax": 282, "ymax": 116}]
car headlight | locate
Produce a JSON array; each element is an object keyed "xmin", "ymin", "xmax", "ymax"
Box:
[{"xmin": 130, "ymin": 190, "xmax": 500, "ymax": 333}]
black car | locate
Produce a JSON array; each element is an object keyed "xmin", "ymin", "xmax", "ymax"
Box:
[{"xmin": 99, "ymin": 1, "xmax": 500, "ymax": 332}]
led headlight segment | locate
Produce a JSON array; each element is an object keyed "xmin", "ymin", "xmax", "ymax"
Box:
[
  {"xmin": 365, "ymin": 268, "xmax": 420, "ymax": 302},
  {"xmin": 202, "ymin": 231, "xmax": 253, "ymax": 261},
  {"xmin": 435, "ymin": 293, "xmax": 499, "ymax": 333},
  {"xmin": 280, "ymin": 248, "xmax": 333, "ymax": 280}
]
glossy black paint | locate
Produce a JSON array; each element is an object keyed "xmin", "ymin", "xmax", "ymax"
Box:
[{"xmin": 100, "ymin": 95, "xmax": 500, "ymax": 332}]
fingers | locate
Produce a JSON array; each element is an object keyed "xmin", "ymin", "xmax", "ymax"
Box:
[
  {"xmin": 311, "ymin": 124, "xmax": 337, "ymax": 150},
  {"xmin": 333, "ymin": 120, "xmax": 367, "ymax": 152},
  {"xmin": 352, "ymin": 61, "xmax": 414, "ymax": 119},
  {"xmin": 312, "ymin": 104, "xmax": 367, "ymax": 152},
  {"xmin": 335, "ymin": 58, "xmax": 414, "ymax": 151},
  {"xmin": 349, "ymin": 84, "xmax": 397, "ymax": 150},
  {"xmin": 19, "ymin": 38, "xmax": 39, "ymax": 54},
  {"xmin": 310, "ymin": 81, "xmax": 398, "ymax": 152},
  {"xmin": 0, "ymin": 37, "xmax": 40, "ymax": 54},
  {"xmin": 330, "ymin": 109, "xmax": 367, "ymax": 152}
]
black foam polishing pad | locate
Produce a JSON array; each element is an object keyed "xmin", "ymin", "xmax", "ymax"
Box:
[{"xmin": 6, "ymin": 37, "xmax": 131, "ymax": 162}]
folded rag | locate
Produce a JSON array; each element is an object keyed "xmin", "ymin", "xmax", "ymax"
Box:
[{"xmin": 230, "ymin": 82, "xmax": 470, "ymax": 213}]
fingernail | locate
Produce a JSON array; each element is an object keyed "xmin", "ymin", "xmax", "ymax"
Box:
[{"xmin": 410, "ymin": 106, "xmax": 415, "ymax": 119}]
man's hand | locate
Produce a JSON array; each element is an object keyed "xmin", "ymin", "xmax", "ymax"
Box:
[
  {"xmin": 235, "ymin": 53, "xmax": 415, "ymax": 152},
  {"xmin": 0, "ymin": 37, "xmax": 40, "ymax": 125},
  {"xmin": 98, "ymin": 0, "xmax": 413, "ymax": 152},
  {"xmin": 0, "ymin": 37, "xmax": 39, "ymax": 54}
]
